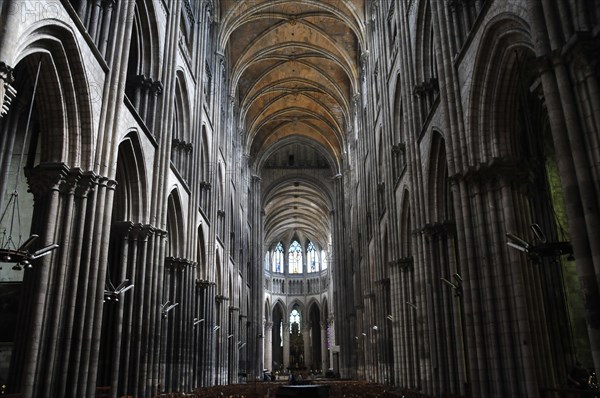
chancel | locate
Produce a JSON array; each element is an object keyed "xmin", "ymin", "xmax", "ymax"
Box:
[{"xmin": 0, "ymin": 1, "xmax": 599, "ymax": 397}]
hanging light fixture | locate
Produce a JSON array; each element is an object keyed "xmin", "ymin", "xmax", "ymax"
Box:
[{"xmin": 0, "ymin": 59, "xmax": 59, "ymax": 270}]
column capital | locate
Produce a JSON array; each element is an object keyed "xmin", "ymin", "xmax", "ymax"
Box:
[
  {"xmin": 101, "ymin": 0, "xmax": 117, "ymax": 8},
  {"xmin": 360, "ymin": 51, "xmax": 369, "ymax": 67},
  {"xmin": 98, "ymin": 176, "xmax": 118, "ymax": 191},
  {"xmin": 113, "ymin": 221, "xmax": 134, "ymax": 237},
  {"xmin": 454, "ymin": 157, "xmax": 533, "ymax": 186},
  {"xmin": 74, "ymin": 171, "xmax": 99, "ymax": 198},
  {"xmin": 165, "ymin": 257, "xmax": 194, "ymax": 270},
  {"xmin": 151, "ymin": 80, "xmax": 164, "ymax": 95},
  {"xmin": 25, "ymin": 163, "xmax": 70, "ymax": 197},
  {"xmin": 215, "ymin": 294, "xmax": 229, "ymax": 303}
]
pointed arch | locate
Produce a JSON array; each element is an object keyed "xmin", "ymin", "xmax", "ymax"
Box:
[
  {"xmin": 171, "ymin": 70, "xmax": 193, "ymax": 183},
  {"xmin": 113, "ymin": 131, "xmax": 148, "ymax": 223},
  {"xmin": 391, "ymin": 74, "xmax": 407, "ymax": 179},
  {"xmin": 166, "ymin": 188, "xmax": 185, "ymax": 258},
  {"xmin": 466, "ymin": 13, "xmax": 533, "ymax": 164},
  {"xmin": 126, "ymin": 0, "xmax": 161, "ymax": 80},
  {"xmin": 414, "ymin": 0, "xmax": 439, "ymax": 122},
  {"xmin": 199, "ymin": 125, "xmax": 211, "ymax": 211},
  {"xmin": 427, "ymin": 130, "xmax": 452, "ymax": 223},
  {"xmin": 197, "ymin": 225, "xmax": 207, "ymax": 279},
  {"xmin": 399, "ymin": 189, "xmax": 412, "ymax": 259},
  {"xmin": 12, "ymin": 22, "xmax": 95, "ymax": 169},
  {"xmin": 124, "ymin": 0, "xmax": 162, "ymax": 129},
  {"xmin": 216, "ymin": 249, "xmax": 223, "ymax": 292},
  {"xmin": 272, "ymin": 242, "xmax": 284, "ymax": 273},
  {"xmin": 264, "ymin": 299, "xmax": 271, "ymax": 323},
  {"xmin": 287, "ymin": 298, "xmax": 305, "ymax": 316},
  {"xmin": 415, "ymin": 0, "xmax": 438, "ymax": 84}
]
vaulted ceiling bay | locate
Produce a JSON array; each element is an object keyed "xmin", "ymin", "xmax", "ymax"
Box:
[{"xmin": 220, "ymin": 0, "xmax": 365, "ymax": 248}]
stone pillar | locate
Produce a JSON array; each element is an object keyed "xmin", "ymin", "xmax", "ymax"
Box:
[
  {"xmin": 88, "ymin": 0, "xmax": 103, "ymax": 42},
  {"xmin": 148, "ymin": 81, "xmax": 163, "ymax": 135},
  {"xmin": 140, "ymin": 227, "xmax": 164, "ymax": 397},
  {"xmin": 140, "ymin": 78, "xmax": 153, "ymax": 124},
  {"xmin": 320, "ymin": 322, "xmax": 328, "ymax": 372},
  {"xmin": 109, "ymin": 222, "xmax": 133, "ymax": 396},
  {"xmin": 249, "ymin": 175, "xmax": 264, "ymax": 380},
  {"xmin": 264, "ymin": 322, "xmax": 273, "ymax": 371},
  {"xmin": 130, "ymin": 75, "xmax": 146, "ymax": 110},
  {"xmin": 98, "ymin": 0, "xmax": 116, "ymax": 56},
  {"xmin": 282, "ymin": 322, "xmax": 290, "ymax": 370},
  {"xmin": 302, "ymin": 322, "xmax": 311, "ymax": 368},
  {"xmin": 228, "ymin": 306, "xmax": 240, "ymax": 384},
  {"xmin": 208, "ymin": 283, "xmax": 216, "ymax": 386},
  {"xmin": 76, "ymin": 0, "xmax": 90, "ymax": 25}
]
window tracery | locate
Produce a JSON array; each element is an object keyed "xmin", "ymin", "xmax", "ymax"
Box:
[
  {"xmin": 272, "ymin": 242, "xmax": 284, "ymax": 273},
  {"xmin": 288, "ymin": 240, "xmax": 302, "ymax": 274},
  {"xmin": 307, "ymin": 241, "xmax": 318, "ymax": 272}
]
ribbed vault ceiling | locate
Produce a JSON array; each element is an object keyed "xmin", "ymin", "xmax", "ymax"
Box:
[
  {"xmin": 220, "ymin": 0, "xmax": 364, "ymax": 250},
  {"xmin": 263, "ymin": 179, "xmax": 332, "ymax": 247}
]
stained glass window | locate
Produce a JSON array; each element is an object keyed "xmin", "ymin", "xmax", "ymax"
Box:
[
  {"xmin": 288, "ymin": 240, "xmax": 302, "ymax": 274},
  {"xmin": 273, "ymin": 242, "xmax": 283, "ymax": 273},
  {"xmin": 290, "ymin": 309, "xmax": 301, "ymax": 332},
  {"xmin": 307, "ymin": 242, "xmax": 318, "ymax": 272}
]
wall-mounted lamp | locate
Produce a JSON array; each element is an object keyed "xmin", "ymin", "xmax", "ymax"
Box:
[
  {"xmin": 506, "ymin": 224, "xmax": 573, "ymax": 261},
  {"xmin": 161, "ymin": 301, "xmax": 179, "ymax": 318},
  {"xmin": 104, "ymin": 278, "xmax": 134, "ymax": 303},
  {"xmin": 441, "ymin": 273, "xmax": 462, "ymax": 298}
]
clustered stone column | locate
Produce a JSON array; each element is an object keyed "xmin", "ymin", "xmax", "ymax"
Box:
[
  {"xmin": 389, "ymin": 257, "xmax": 418, "ymax": 389},
  {"xmin": 74, "ymin": 0, "xmax": 117, "ymax": 58},
  {"xmin": 302, "ymin": 322, "xmax": 311, "ymax": 368},
  {"xmin": 195, "ymin": 280, "xmax": 216, "ymax": 387},
  {"xmin": 6, "ymin": 164, "xmax": 114, "ymax": 397},
  {"xmin": 529, "ymin": 0, "xmax": 600, "ymax": 375},
  {"xmin": 320, "ymin": 321, "xmax": 328, "ymax": 372},
  {"xmin": 126, "ymin": 76, "xmax": 163, "ymax": 134},
  {"xmin": 282, "ymin": 322, "xmax": 290, "ymax": 370},
  {"xmin": 248, "ymin": 175, "xmax": 264, "ymax": 380},
  {"xmin": 264, "ymin": 321, "xmax": 273, "ymax": 373}
]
